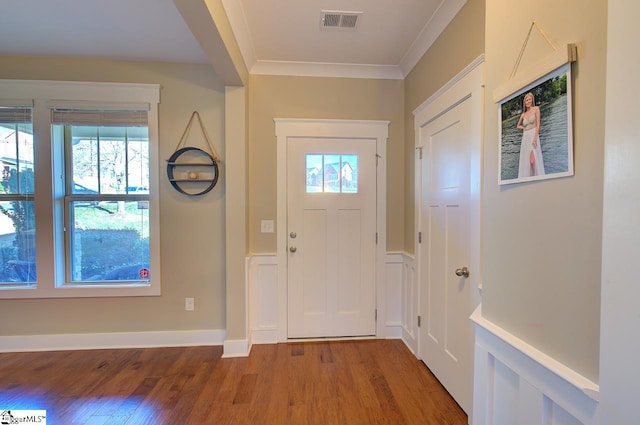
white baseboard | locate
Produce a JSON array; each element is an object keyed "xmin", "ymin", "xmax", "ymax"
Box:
[
  {"xmin": 471, "ymin": 305, "xmax": 599, "ymax": 425},
  {"xmin": 0, "ymin": 329, "xmax": 226, "ymax": 352},
  {"xmin": 400, "ymin": 334, "xmax": 417, "ymax": 356},
  {"xmin": 384, "ymin": 323, "xmax": 403, "ymax": 339},
  {"xmin": 251, "ymin": 328, "xmax": 278, "ymax": 345},
  {"xmin": 222, "ymin": 338, "xmax": 251, "ymax": 358}
]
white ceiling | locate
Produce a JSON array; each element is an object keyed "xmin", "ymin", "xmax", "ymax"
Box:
[
  {"xmin": 0, "ymin": 0, "xmax": 467, "ymax": 79},
  {"xmin": 0, "ymin": 0, "xmax": 208, "ymax": 64}
]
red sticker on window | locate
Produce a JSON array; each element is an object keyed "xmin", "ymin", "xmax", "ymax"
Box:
[{"xmin": 139, "ymin": 268, "xmax": 150, "ymax": 279}]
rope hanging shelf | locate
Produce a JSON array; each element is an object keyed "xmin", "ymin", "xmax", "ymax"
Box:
[{"xmin": 167, "ymin": 111, "xmax": 221, "ymax": 196}]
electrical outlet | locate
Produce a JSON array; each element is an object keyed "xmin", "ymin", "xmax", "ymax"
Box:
[{"xmin": 185, "ymin": 297, "xmax": 195, "ymax": 311}]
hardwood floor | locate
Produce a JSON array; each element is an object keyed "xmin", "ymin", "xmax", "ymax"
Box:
[{"xmin": 0, "ymin": 340, "xmax": 467, "ymax": 424}]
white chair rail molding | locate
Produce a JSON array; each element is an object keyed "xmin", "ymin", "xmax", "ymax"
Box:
[{"xmin": 471, "ymin": 305, "xmax": 599, "ymax": 425}]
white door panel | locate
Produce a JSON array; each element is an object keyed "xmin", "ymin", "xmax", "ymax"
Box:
[
  {"xmin": 287, "ymin": 138, "xmax": 376, "ymax": 338},
  {"xmin": 418, "ymin": 96, "xmax": 475, "ymax": 413}
]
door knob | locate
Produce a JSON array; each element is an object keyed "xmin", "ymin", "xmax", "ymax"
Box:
[
  {"xmin": 455, "ymin": 267, "xmax": 470, "ymax": 278},
  {"xmin": 290, "ymin": 232, "xmax": 297, "ymax": 239},
  {"xmin": 289, "ymin": 246, "xmax": 297, "ymax": 253}
]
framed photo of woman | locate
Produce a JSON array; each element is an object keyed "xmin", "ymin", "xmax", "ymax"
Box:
[{"xmin": 498, "ymin": 63, "xmax": 574, "ymax": 185}]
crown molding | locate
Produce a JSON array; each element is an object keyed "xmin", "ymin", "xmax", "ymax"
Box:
[
  {"xmin": 399, "ymin": 0, "xmax": 468, "ymax": 77},
  {"xmin": 251, "ymin": 60, "xmax": 404, "ymax": 80},
  {"xmin": 220, "ymin": 0, "xmax": 257, "ymax": 71}
]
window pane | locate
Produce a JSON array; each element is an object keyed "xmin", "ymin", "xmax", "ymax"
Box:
[
  {"xmin": 66, "ymin": 121, "xmax": 150, "ymax": 285},
  {"xmin": 70, "ymin": 200, "xmax": 150, "ymax": 282},
  {"xmin": 70, "ymin": 126, "xmax": 148, "ymax": 195},
  {"xmin": 0, "ymin": 200, "xmax": 36, "ymax": 284},
  {"xmin": 127, "ymin": 136, "xmax": 149, "ymax": 194},
  {"xmin": 99, "ymin": 138, "xmax": 127, "ymax": 194},
  {"xmin": 0, "ymin": 107, "xmax": 36, "ymax": 285},
  {"xmin": 98, "ymin": 127, "xmax": 128, "ymax": 194},
  {"xmin": 306, "ymin": 154, "xmax": 323, "ymax": 193},
  {"xmin": 341, "ymin": 154, "xmax": 358, "ymax": 193},
  {"xmin": 0, "ymin": 119, "xmax": 34, "ymax": 195},
  {"xmin": 71, "ymin": 126, "xmax": 99, "ymax": 194},
  {"xmin": 324, "ymin": 154, "xmax": 340, "ymax": 193}
]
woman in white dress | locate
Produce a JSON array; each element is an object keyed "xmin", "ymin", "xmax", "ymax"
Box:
[{"xmin": 516, "ymin": 92, "xmax": 545, "ymax": 178}]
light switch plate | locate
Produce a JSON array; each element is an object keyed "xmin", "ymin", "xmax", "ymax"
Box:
[
  {"xmin": 185, "ymin": 297, "xmax": 194, "ymax": 311},
  {"xmin": 261, "ymin": 220, "xmax": 274, "ymax": 233}
]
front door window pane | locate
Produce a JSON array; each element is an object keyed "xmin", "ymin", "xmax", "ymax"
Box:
[
  {"xmin": 324, "ymin": 154, "xmax": 340, "ymax": 192},
  {"xmin": 341, "ymin": 154, "xmax": 358, "ymax": 193},
  {"xmin": 306, "ymin": 154, "xmax": 323, "ymax": 192},
  {"xmin": 305, "ymin": 153, "xmax": 359, "ymax": 194}
]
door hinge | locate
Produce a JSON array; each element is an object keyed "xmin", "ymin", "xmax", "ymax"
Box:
[
  {"xmin": 375, "ymin": 232, "xmax": 378, "ymax": 244},
  {"xmin": 375, "ymin": 309, "xmax": 378, "ymax": 321},
  {"xmin": 416, "ymin": 146, "xmax": 423, "ymax": 159},
  {"xmin": 418, "ymin": 231, "xmax": 422, "ymax": 244},
  {"xmin": 376, "ymin": 153, "xmax": 381, "ymax": 166},
  {"xmin": 418, "ymin": 315, "xmax": 421, "ymax": 327}
]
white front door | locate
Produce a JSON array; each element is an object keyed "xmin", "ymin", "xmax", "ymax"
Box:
[
  {"xmin": 287, "ymin": 137, "xmax": 377, "ymax": 338},
  {"xmin": 415, "ymin": 62, "xmax": 483, "ymax": 414}
]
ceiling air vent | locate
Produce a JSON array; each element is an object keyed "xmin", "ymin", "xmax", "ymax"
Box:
[{"xmin": 320, "ymin": 10, "xmax": 362, "ymax": 30}]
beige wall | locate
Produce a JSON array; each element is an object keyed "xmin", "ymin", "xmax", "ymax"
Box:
[
  {"xmin": 248, "ymin": 75, "xmax": 405, "ymax": 253},
  {"xmin": 483, "ymin": 0, "xmax": 606, "ymax": 381},
  {"xmin": 0, "ymin": 57, "xmax": 227, "ymax": 335},
  {"xmin": 403, "ymin": 0, "xmax": 485, "ymax": 253}
]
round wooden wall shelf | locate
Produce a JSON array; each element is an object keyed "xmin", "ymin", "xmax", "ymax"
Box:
[{"xmin": 166, "ymin": 147, "xmax": 219, "ymax": 196}]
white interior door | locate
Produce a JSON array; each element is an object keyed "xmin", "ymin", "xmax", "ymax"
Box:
[
  {"xmin": 287, "ymin": 137, "xmax": 377, "ymax": 338},
  {"xmin": 417, "ymin": 89, "xmax": 480, "ymax": 414}
]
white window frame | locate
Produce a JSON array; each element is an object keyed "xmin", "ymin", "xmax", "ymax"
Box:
[{"xmin": 0, "ymin": 79, "xmax": 161, "ymax": 298}]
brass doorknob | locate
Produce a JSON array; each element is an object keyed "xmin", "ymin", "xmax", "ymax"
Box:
[
  {"xmin": 455, "ymin": 267, "xmax": 470, "ymax": 278},
  {"xmin": 289, "ymin": 246, "xmax": 297, "ymax": 253}
]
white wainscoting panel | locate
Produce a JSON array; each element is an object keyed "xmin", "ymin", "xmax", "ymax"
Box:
[
  {"xmin": 247, "ymin": 253, "xmax": 409, "ymax": 342},
  {"xmin": 384, "ymin": 253, "xmax": 404, "ymax": 338},
  {"xmin": 248, "ymin": 254, "xmax": 279, "ymax": 344},
  {"xmin": 400, "ymin": 253, "xmax": 418, "ymax": 354},
  {"xmin": 471, "ymin": 305, "xmax": 599, "ymax": 425}
]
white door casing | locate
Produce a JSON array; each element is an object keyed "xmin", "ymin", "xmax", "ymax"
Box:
[
  {"xmin": 414, "ymin": 57, "xmax": 483, "ymax": 415},
  {"xmin": 275, "ymin": 119, "xmax": 389, "ymax": 342},
  {"xmin": 287, "ymin": 138, "xmax": 377, "ymax": 338}
]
